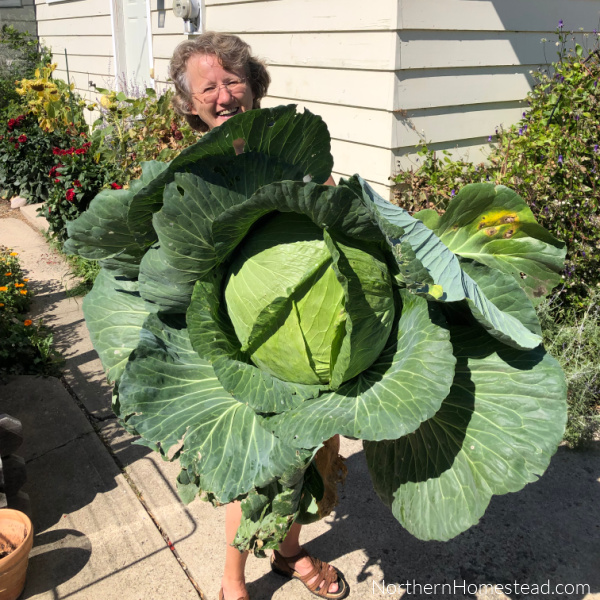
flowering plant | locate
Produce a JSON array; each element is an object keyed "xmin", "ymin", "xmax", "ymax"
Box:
[
  {"xmin": 42, "ymin": 135, "xmax": 124, "ymax": 241},
  {"xmin": 0, "ymin": 248, "xmax": 62, "ymax": 378},
  {"xmin": 0, "ymin": 113, "xmax": 71, "ymax": 203}
]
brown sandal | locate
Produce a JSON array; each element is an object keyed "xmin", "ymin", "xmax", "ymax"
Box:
[
  {"xmin": 271, "ymin": 548, "xmax": 349, "ymax": 599},
  {"xmin": 218, "ymin": 588, "xmax": 249, "ymax": 600}
]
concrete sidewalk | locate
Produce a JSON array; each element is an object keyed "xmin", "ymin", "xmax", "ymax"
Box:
[{"xmin": 1, "ymin": 208, "xmax": 599, "ymax": 600}]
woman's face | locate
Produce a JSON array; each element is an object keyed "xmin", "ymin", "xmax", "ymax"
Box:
[{"xmin": 185, "ymin": 53, "xmax": 255, "ymax": 131}]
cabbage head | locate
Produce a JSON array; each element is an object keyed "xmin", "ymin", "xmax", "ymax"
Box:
[{"xmin": 65, "ymin": 105, "xmax": 568, "ymax": 551}]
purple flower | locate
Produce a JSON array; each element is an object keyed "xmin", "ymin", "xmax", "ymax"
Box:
[
  {"xmin": 594, "ymin": 144, "xmax": 598, "ymax": 153},
  {"xmin": 544, "ymin": 206, "xmax": 549, "ymax": 213},
  {"xmin": 523, "ymin": 112, "xmax": 527, "ymax": 118},
  {"xmin": 559, "ymin": 19, "xmax": 564, "ymax": 28},
  {"xmin": 582, "ymin": 251, "xmax": 587, "ymax": 257},
  {"xmin": 451, "ymin": 189, "xmax": 456, "ymax": 197},
  {"xmin": 488, "ymin": 135, "xmax": 493, "ymax": 142},
  {"xmin": 558, "ymin": 154, "xmax": 563, "ymax": 164},
  {"xmin": 575, "ymin": 114, "xmax": 580, "ymax": 121},
  {"xmin": 519, "ymin": 128, "xmax": 524, "ymax": 136}
]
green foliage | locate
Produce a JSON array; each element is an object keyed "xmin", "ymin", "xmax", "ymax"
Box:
[
  {"xmin": 66, "ymin": 106, "xmax": 567, "ymax": 550},
  {"xmin": 0, "ymin": 247, "xmax": 63, "ymax": 378},
  {"xmin": 0, "ymin": 113, "xmax": 69, "ymax": 203},
  {"xmin": 0, "ymin": 248, "xmax": 31, "ymax": 312},
  {"xmin": 537, "ymin": 293, "xmax": 600, "ymax": 448},
  {"xmin": 92, "ymin": 87, "xmax": 198, "ymax": 183},
  {"xmin": 40, "ymin": 134, "xmax": 122, "ymax": 241},
  {"xmin": 393, "ymin": 26, "xmax": 600, "ymax": 312},
  {"xmin": 0, "ymin": 25, "xmax": 51, "ymax": 118}
]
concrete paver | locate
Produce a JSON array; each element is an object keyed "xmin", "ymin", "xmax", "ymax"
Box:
[
  {"xmin": 2, "ymin": 376, "xmax": 198, "ymax": 600},
  {"xmin": 1, "ymin": 212, "xmax": 599, "ymax": 600}
]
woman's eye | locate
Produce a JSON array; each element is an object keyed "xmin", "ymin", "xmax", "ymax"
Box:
[{"xmin": 203, "ymin": 86, "xmax": 216, "ymax": 93}]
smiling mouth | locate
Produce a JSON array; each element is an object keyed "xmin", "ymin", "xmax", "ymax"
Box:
[{"xmin": 217, "ymin": 107, "xmax": 240, "ymax": 117}]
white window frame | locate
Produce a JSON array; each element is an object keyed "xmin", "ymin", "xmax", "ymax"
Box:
[{"xmin": 0, "ymin": 1, "xmax": 23, "ymax": 8}]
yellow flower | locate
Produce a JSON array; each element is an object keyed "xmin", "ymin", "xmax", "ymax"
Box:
[
  {"xmin": 10, "ymin": 252, "xmax": 18, "ymax": 256},
  {"xmin": 24, "ymin": 319, "xmax": 33, "ymax": 326},
  {"xmin": 20, "ymin": 290, "xmax": 27, "ymax": 295},
  {"xmin": 0, "ymin": 286, "xmax": 8, "ymax": 292}
]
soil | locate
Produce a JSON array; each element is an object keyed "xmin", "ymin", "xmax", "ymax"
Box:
[
  {"xmin": 0, "ymin": 542, "xmax": 17, "ymax": 559},
  {"xmin": 0, "ymin": 198, "xmax": 29, "ymax": 223}
]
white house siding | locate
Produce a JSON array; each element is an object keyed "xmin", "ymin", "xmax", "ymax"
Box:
[
  {"xmin": 0, "ymin": 0, "xmax": 37, "ymax": 35},
  {"xmin": 32, "ymin": 0, "xmax": 600, "ymax": 197},
  {"xmin": 395, "ymin": 0, "xmax": 600, "ymax": 178},
  {"xmin": 199, "ymin": 0, "xmax": 400, "ymax": 197},
  {"xmin": 35, "ymin": 0, "xmax": 113, "ymax": 124}
]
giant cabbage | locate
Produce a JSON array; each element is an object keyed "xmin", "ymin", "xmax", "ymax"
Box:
[{"xmin": 65, "ymin": 105, "xmax": 567, "ymax": 549}]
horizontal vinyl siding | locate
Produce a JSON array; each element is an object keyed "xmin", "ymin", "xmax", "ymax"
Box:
[
  {"xmin": 205, "ymin": 0, "xmax": 397, "ymax": 33},
  {"xmin": 203, "ymin": 0, "xmax": 399, "ymax": 193},
  {"xmin": 400, "ymin": 0, "xmax": 600, "ymax": 32},
  {"xmin": 393, "ymin": 0, "xmax": 600, "ymax": 182},
  {"xmin": 36, "ymin": 0, "xmax": 113, "ymax": 100}
]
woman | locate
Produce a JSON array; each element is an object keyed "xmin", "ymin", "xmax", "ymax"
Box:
[{"xmin": 169, "ymin": 32, "xmax": 348, "ymax": 600}]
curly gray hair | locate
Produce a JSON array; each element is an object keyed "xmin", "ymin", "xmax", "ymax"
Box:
[{"xmin": 169, "ymin": 31, "xmax": 271, "ymax": 132}]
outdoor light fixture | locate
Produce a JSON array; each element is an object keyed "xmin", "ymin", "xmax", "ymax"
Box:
[{"xmin": 172, "ymin": 0, "xmax": 201, "ymax": 34}]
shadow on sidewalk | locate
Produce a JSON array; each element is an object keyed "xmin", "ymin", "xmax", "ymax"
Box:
[{"xmin": 249, "ymin": 442, "xmax": 600, "ymax": 599}]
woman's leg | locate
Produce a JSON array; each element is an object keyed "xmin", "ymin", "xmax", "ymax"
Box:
[{"xmin": 221, "ymin": 501, "xmax": 249, "ymax": 599}]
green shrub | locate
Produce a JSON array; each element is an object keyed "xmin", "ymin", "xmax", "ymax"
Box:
[
  {"xmin": 0, "ymin": 113, "xmax": 69, "ymax": 202},
  {"xmin": 0, "ymin": 25, "xmax": 51, "ymax": 118},
  {"xmin": 92, "ymin": 87, "xmax": 198, "ymax": 182},
  {"xmin": 393, "ymin": 24, "xmax": 600, "ymax": 312},
  {"xmin": 41, "ymin": 134, "xmax": 122, "ymax": 241},
  {"xmin": 537, "ymin": 293, "xmax": 600, "ymax": 448}
]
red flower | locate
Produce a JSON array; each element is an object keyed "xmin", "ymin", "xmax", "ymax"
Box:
[
  {"xmin": 52, "ymin": 147, "xmax": 62, "ymax": 155},
  {"xmin": 18, "ymin": 134, "xmax": 27, "ymax": 143},
  {"xmin": 66, "ymin": 189, "xmax": 76, "ymax": 202},
  {"xmin": 0, "ymin": 135, "xmax": 3, "ymax": 141},
  {"xmin": 7, "ymin": 119, "xmax": 16, "ymax": 131},
  {"xmin": 73, "ymin": 180, "xmax": 81, "ymax": 187},
  {"xmin": 110, "ymin": 183, "xmax": 123, "ymax": 190},
  {"xmin": 83, "ymin": 142, "xmax": 92, "ymax": 149},
  {"xmin": 14, "ymin": 143, "xmax": 19, "ymax": 150},
  {"xmin": 9, "ymin": 137, "xmax": 14, "ymax": 142},
  {"xmin": 54, "ymin": 178, "xmax": 60, "ymax": 183},
  {"xmin": 75, "ymin": 148, "xmax": 86, "ymax": 155},
  {"xmin": 16, "ymin": 115, "xmax": 25, "ymax": 124}
]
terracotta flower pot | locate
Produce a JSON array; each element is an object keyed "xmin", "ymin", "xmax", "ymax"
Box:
[{"xmin": 0, "ymin": 509, "xmax": 34, "ymax": 600}]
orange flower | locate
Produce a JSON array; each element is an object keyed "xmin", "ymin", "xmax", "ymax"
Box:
[
  {"xmin": 0, "ymin": 286, "xmax": 7, "ymax": 292},
  {"xmin": 10, "ymin": 252, "xmax": 18, "ymax": 256},
  {"xmin": 23, "ymin": 278, "xmax": 29, "ymax": 282},
  {"xmin": 4, "ymin": 272, "xmax": 12, "ymax": 276},
  {"xmin": 19, "ymin": 290, "xmax": 27, "ymax": 295},
  {"xmin": 14, "ymin": 283, "xmax": 24, "ymax": 288},
  {"xmin": 0, "ymin": 303, "xmax": 4, "ymax": 307},
  {"xmin": 24, "ymin": 319, "xmax": 32, "ymax": 326}
]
